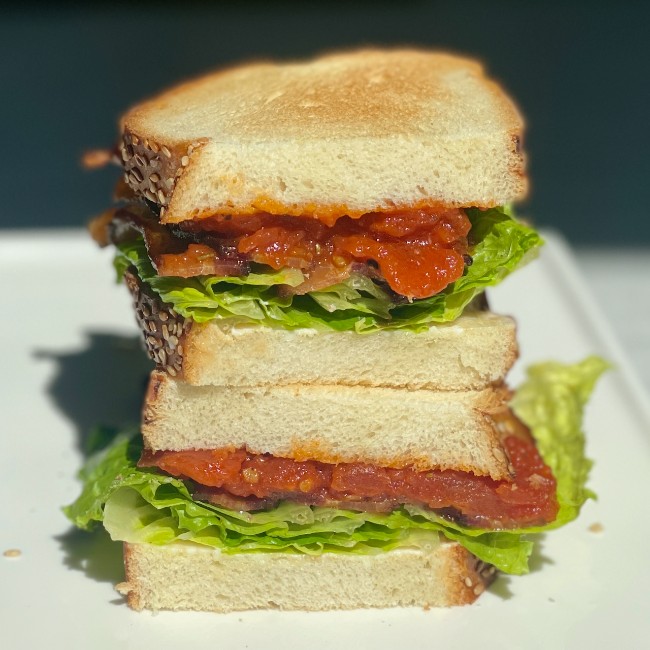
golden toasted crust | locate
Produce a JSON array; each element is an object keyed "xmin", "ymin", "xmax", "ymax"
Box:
[
  {"xmin": 118, "ymin": 49, "xmax": 527, "ymax": 223},
  {"xmin": 124, "ymin": 50, "xmax": 515, "ymax": 141},
  {"xmin": 121, "ymin": 541, "xmax": 497, "ymax": 611}
]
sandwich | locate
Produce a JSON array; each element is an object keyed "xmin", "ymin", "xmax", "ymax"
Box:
[{"xmin": 66, "ymin": 49, "xmax": 604, "ymax": 611}]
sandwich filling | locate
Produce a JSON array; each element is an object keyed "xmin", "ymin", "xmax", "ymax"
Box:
[
  {"xmin": 153, "ymin": 208, "xmax": 470, "ymax": 299},
  {"xmin": 65, "ymin": 357, "xmax": 606, "ymax": 576},
  {"xmin": 102, "ymin": 202, "xmax": 542, "ymax": 332},
  {"xmin": 138, "ymin": 415, "xmax": 558, "ymax": 529},
  {"xmin": 105, "ymin": 203, "xmax": 470, "ymax": 298}
]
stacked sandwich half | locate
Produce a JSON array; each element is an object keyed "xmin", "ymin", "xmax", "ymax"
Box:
[{"xmin": 67, "ymin": 49, "xmax": 602, "ymax": 611}]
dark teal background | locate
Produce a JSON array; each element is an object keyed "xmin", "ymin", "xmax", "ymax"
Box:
[{"xmin": 1, "ymin": 1, "xmax": 648, "ymax": 244}]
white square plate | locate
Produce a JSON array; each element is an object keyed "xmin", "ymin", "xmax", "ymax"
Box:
[{"xmin": 2, "ymin": 231, "xmax": 649, "ymax": 650}]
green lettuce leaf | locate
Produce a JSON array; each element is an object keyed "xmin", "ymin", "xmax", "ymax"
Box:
[
  {"xmin": 64, "ymin": 358, "xmax": 604, "ymax": 575},
  {"xmin": 115, "ymin": 207, "xmax": 542, "ymax": 331},
  {"xmin": 511, "ymin": 356, "xmax": 609, "ymax": 530}
]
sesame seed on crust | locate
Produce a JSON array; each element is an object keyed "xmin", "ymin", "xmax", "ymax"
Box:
[
  {"xmin": 123, "ymin": 269, "xmax": 191, "ymax": 378},
  {"xmin": 461, "ymin": 555, "xmax": 497, "ymax": 602},
  {"xmin": 119, "ymin": 131, "xmax": 207, "ymax": 216}
]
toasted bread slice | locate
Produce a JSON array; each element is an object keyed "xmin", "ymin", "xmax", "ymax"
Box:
[
  {"xmin": 182, "ymin": 314, "xmax": 517, "ymax": 391},
  {"xmin": 142, "ymin": 371, "xmax": 513, "ymax": 479},
  {"xmin": 121, "ymin": 540, "xmax": 496, "ymax": 611},
  {"xmin": 125, "ymin": 270, "xmax": 518, "ymax": 391},
  {"xmin": 118, "ymin": 49, "xmax": 526, "ymax": 223}
]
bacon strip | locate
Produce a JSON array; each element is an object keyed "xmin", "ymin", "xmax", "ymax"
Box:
[
  {"xmin": 105, "ymin": 204, "xmax": 471, "ymax": 298},
  {"xmin": 107, "ymin": 205, "xmax": 250, "ymax": 277}
]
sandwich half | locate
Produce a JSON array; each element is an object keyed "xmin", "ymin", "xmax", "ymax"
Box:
[{"xmin": 67, "ymin": 49, "xmax": 603, "ymax": 612}]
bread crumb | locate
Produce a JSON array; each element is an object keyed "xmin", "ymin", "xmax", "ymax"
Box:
[
  {"xmin": 82, "ymin": 149, "xmax": 113, "ymax": 169},
  {"xmin": 115, "ymin": 581, "xmax": 133, "ymax": 595},
  {"xmin": 588, "ymin": 522, "xmax": 604, "ymax": 533},
  {"xmin": 422, "ymin": 602, "xmax": 431, "ymax": 611},
  {"xmin": 3, "ymin": 549, "xmax": 21, "ymax": 558}
]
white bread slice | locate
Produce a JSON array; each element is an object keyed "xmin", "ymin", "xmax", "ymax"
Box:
[
  {"xmin": 121, "ymin": 540, "xmax": 496, "ymax": 611},
  {"xmin": 125, "ymin": 271, "xmax": 518, "ymax": 390},
  {"xmin": 142, "ymin": 371, "xmax": 512, "ymax": 479},
  {"xmin": 119, "ymin": 49, "xmax": 526, "ymax": 223},
  {"xmin": 183, "ymin": 312, "xmax": 517, "ymax": 390}
]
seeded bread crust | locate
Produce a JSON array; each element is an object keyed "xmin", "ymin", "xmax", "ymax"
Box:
[
  {"xmin": 124, "ymin": 270, "xmax": 190, "ymax": 376},
  {"xmin": 120, "ymin": 541, "xmax": 497, "ymax": 612},
  {"xmin": 118, "ymin": 49, "xmax": 526, "ymax": 223}
]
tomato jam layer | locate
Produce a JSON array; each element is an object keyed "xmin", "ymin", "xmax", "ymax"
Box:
[
  {"xmin": 140, "ymin": 433, "xmax": 558, "ymax": 529},
  {"xmin": 111, "ymin": 206, "xmax": 472, "ymax": 299}
]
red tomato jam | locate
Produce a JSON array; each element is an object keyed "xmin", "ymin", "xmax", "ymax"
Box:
[
  {"xmin": 168, "ymin": 208, "xmax": 471, "ymax": 299},
  {"xmin": 140, "ymin": 434, "xmax": 558, "ymax": 529}
]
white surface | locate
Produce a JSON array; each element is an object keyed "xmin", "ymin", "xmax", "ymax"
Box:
[
  {"xmin": 574, "ymin": 248, "xmax": 650, "ymax": 395},
  {"xmin": 1, "ymin": 230, "xmax": 649, "ymax": 650}
]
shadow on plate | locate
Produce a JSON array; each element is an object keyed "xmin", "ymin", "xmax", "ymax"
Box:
[
  {"xmin": 35, "ymin": 331, "xmax": 152, "ymax": 452},
  {"xmin": 57, "ymin": 527, "xmax": 124, "ymax": 586},
  {"xmin": 527, "ymin": 537, "xmax": 553, "ymax": 573},
  {"xmin": 489, "ymin": 535, "xmax": 553, "ymax": 600},
  {"xmin": 40, "ymin": 331, "xmax": 150, "ymax": 591}
]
